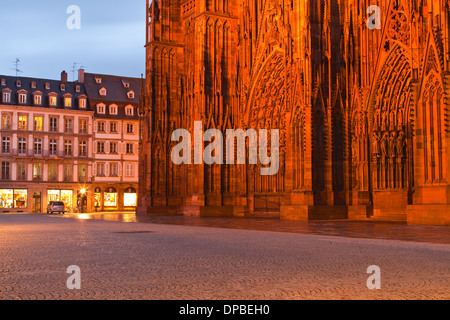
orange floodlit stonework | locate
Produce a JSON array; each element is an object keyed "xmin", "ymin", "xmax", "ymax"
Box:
[{"xmin": 138, "ymin": 0, "xmax": 450, "ymax": 225}]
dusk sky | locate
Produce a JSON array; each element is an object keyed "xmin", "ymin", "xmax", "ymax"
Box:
[{"xmin": 0, "ymin": 0, "xmax": 146, "ymax": 80}]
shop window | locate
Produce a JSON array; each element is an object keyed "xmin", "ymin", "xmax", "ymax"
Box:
[
  {"xmin": 104, "ymin": 188, "xmax": 117, "ymax": 207},
  {"xmin": 0, "ymin": 189, "xmax": 13, "ymax": 208},
  {"xmin": 14, "ymin": 190, "xmax": 27, "ymax": 209},
  {"xmin": 124, "ymin": 188, "xmax": 137, "ymax": 207}
]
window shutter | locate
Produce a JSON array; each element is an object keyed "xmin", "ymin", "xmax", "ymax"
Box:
[
  {"xmin": 106, "ymin": 142, "xmax": 110, "ymax": 154},
  {"xmin": 94, "ymin": 121, "xmax": 98, "ymax": 133},
  {"xmin": 118, "ymin": 163, "xmax": 122, "ymax": 177},
  {"xmin": 92, "ymin": 163, "xmax": 96, "ymax": 176}
]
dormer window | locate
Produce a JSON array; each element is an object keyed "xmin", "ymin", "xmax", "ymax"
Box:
[
  {"xmin": 109, "ymin": 104, "xmax": 118, "ymax": 115},
  {"xmin": 125, "ymin": 105, "xmax": 134, "ymax": 116},
  {"xmin": 45, "ymin": 83, "xmax": 50, "ymax": 90},
  {"xmin": 16, "ymin": 80, "xmax": 22, "ymax": 88},
  {"xmin": 2, "ymin": 90, "xmax": 11, "ymax": 103},
  {"xmin": 78, "ymin": 95, "xmax": 87, "ymax": 109},
  {"xmin": 18, "ymin": 93, "xmax": 27, "ymax": 104},
  {"xmin": 97, "ymin": 103, "xmax": 106, "ymax": 114},
  {"xmin": 122, "ymin": 80, "xmax": 130, "ymax": 88},
  {"xmin": 75, "ymin": 85, "xmax": 81, "ymax": 93},
  {"xmin": 1, "ymin": 79, "xmax": 5, "ymax": 86},
  {"xmin": 63, "ymin": 94, "xmax": 73, "ymax": 108},
  {"xmin": 127, "ymin": 91, "xmax": 135, "ymax": 99},
  {"xmin": 95, "ymin": 78, "xmax": 102, "ymax": 84},
  {"xmin": 31, "ymin": 82, "xmax": 36, "ymax": 89},
  {"xmin": 64, "ymin": 97, "xmax": 72, "ymax": 107},
  {"xmin": 60, "ymin": 84, "xmax": 66, "ymax": 91},
  {"xmin": 33, "ymin": 93, "xmax": 42, "ymax": 105},
  {"xmin": 99, "ymin": 87, "xmax": 107, "ymax": 96},
  {"xmin": 48, "ymin": 93, "xmax": 58, "ymax": 107}
]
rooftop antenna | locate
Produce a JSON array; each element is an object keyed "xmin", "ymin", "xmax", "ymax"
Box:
[
  {"xmin": 71, "ymin": 62, "xmax": 80, "ymax": 81},
  {"xmin": 11, "ymin": 58, "xmax": 23, "ymax": 77}
]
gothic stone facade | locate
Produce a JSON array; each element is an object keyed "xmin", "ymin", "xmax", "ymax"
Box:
[{"xmin": 138, "ymin": 0, "xmax": 450, "ymax": 225}]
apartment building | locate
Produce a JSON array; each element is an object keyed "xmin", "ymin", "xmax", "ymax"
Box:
[
  {"xmin": 0, "ymin": 72, "xmax": 94, "ymax": 213},
  {"xmin": 82, "ymin": 71, "xmax": 140, "ymax": 211}
]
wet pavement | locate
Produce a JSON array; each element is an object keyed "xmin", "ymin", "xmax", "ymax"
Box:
[
  {"xmin": 54, "ymin": 212, "xmax": 450, "ymax": 245},
  {"xmin": 1, "ymin": 214, "xmax": 449, "ymax": 300}
]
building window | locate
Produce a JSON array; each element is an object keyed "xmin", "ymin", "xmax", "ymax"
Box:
[
  {"xmin": 125, "ymin": 106, "xmax": 134, "ymax": 116},
  {"xmin": 79, "ymin": 119, "xmax": 88, "ymax": 134},
  {"xmin": 2, "ymin": 114, "xmax": 11, "ymax": 129},
  {"xmin": 126, "ymin": 123, "xmax": 134, "ymax": 134},
  {"xmin": 60, "ymin": 84, "xmax": 66, "ymax": 91},
  {"xmin": 97, "ymin": 142, "xmax": 105, "ymax": 154},
  {"xmin": 34, "ymin": 138, "xmax": 43, "ymax": 155},
  {"xmin": 78, "ymin": 164, "xmax": 87, "ymax": 183},
  {"xmin": 49, "ymin": 96, "xmax": 57, "ymax": 106},
  {"xmin": 1, "ymin": 79, "xmax": 5, "ymax": 86},
  {"xmin": 63, "ymin": 164, "xmax": 72, "ymax": 182},
  {"xmin": 49, "ymin": 139, "xmax": 58, "ymax": 156},
  {"xmin": 110, "ymin": 122, "xmax": 118, "ymax": 133},
  {"xmin": 75, "ymin": 85, "xmax": 81, "ymax": 93},
  {"xmin": 97, "ymin": 104, "xmax": 106, "ymax": 114},
  {"xmin": 110, "ymin": 163, "xmax": 118, "ymax": 177},
  {"xmin": 99, "ymin": 88, "xmax": 107, "ymax": 96},
  {"xmin": 1, "ymin": 162, "xmax": 10, "ymax": 180},
  {"xmin": 17, "ymin": 162, "xmax": 27, "ymax": 181},
  {"xmin": 16, "ymin": 80, "xmax": 21, "ymax": 87},
  {"xmin": 18, "ymin": 93, "xmax": 27, "ymax": 104},
  {"xmin": 45, "ymin": 83, "xmax": 50, "ymax": 90},
  {"xmin": 31, "ymin": 82, "xmax": 36, "ymax": 89},
  {"xmin": 64, "ymin": 140, "xmax": 73, "ymax": 156},
  {"xmin": 96, "ymin": 163, "xmax": 105, "ymax": 177},
  {"xmin": 125, "ymin": 163, "xmax": 135, "ymax": 177},
  {"xmin": 18, "ymin": 115, "xmax": 28, "ymax": 130},
  {"xmin": 126, "ymin": 143, "xmax": 134, "ymax": 155},
  {"xmin": 64, "ymin": 118, "xmax": 73, "ymax": 133},
  {"xmin": 33, "ymin": 163, "xmax": 42, "ymax": 181},
  {"xmin": 110, "ymin": 142, "xmax": 118, "ymax": 154},
  {"xmin": 2, "ymin": 137, "xmax": 10, "ymax": 154},
  {"xmin": 48, "ymin": 163, "xmax": 58, "ymax": 182},
  {"xmin": 34, "ymin": 116, "xmax": 43, "ymax": 131},
  {"xmin": 79, "ymin": 98, "xmax": 86, "ymax": 109},
  {"xmin": 97, "ymin": 121, "xmax": 106, "ymax": 133},
  {"xmin": 122, "ymin": 81, "xmax": 130, "ymax": 88},
  {"xmin": 34, "ymin": 95, "xmax": 42, "ymax": 105},
  {"xmin": 2, "ymin": 92, "xmax": 11, "ymax": 103},
  {"xmin": 64, "ymin": 97, "xmax": 72, "ymax": 108},
  {"xmin": 109, "ymin": 105, "xmax": 118, "ymax": 115},
  {"xmin": 18, "ymin": 138, "xmax": 27, "ymax": 154},
  {"xmin": 127, "ymin": 91, "xmax": 135, "ymax": 99},
  {"xmin": 50, "ymin": 117, "xmax": 58, "ymax": 132},
  {"xmin": 95, "ymin": 78, "xmax": 102, "ymax": 84},
  {"xmin": 79, "ymin": 140, "xmax": 87, "ymax": 157}
]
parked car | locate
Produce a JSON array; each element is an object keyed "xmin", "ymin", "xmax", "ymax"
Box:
[{"xmin": 47, "ymin": 201, "xmax": 65, "ymax": 214}]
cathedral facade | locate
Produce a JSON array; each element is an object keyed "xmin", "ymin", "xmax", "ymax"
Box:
[{"xmin": 138, "ymin": 0, "xmax": 450, "ymax": 225}]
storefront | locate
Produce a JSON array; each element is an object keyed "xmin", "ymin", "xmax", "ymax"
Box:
[
  {"xmin": 47, "ymin": 189, "xmax": 74, "ymax": 210},
  {"xmin": 0, "ymin": 189, "xmax": 27, "ymax": 209},
  {"xmin": 92, "ymin": 185, "xmax": 138, "ymax": 211}
]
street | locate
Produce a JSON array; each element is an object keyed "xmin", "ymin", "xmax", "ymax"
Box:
[{"xmin": 0, "ymin": 213, "xmax": 449, "ymax": 300}]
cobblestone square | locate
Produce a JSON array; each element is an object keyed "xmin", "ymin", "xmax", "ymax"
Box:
[{"xmin": 0, "ymin": 214, "xmax": 449, "ymax": 300}]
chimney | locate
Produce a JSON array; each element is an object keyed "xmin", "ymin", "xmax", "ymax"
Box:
[
  {"xmin": 78, "ymin": 69, "xmax": 85, "ymax": 83},
  {"xmin": 61, "ymin": 71, "xmax": 68, "ymax": 83}
]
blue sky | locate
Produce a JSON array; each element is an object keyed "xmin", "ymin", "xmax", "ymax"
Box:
[{"xmin": 0, "ymin": 0, "xmax": 146, "ymax": 80}]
